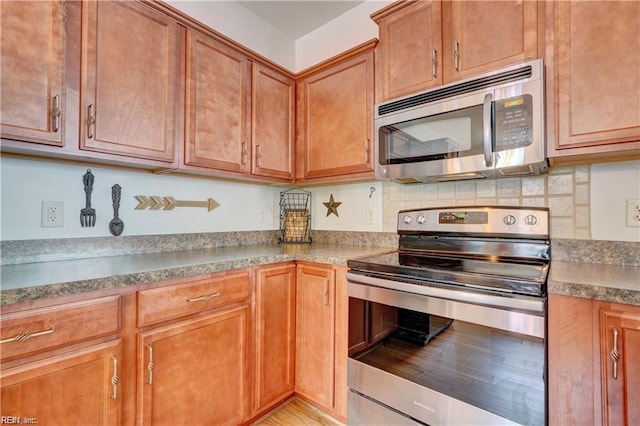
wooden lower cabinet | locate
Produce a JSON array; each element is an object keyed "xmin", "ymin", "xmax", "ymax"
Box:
[
  {"xmin": 1, "ymin": 339, "xmax": 122, "ymax": 425},
  {"xmin": 295, "ymin": 263, "xmax": 336, "ymax": 410},
  {"xmin": 137, "ymin": 305, "xmax": 250, "ymax": 425},
  {"xmin": 598, "ymin": 302, "xmax": 640, "ymax": 426},
  {"xmin": 548, "ymin": 294, "xmax": 640, "ymax": 425},
  {"xmin": 254, "ymin": 263, "xmax": 296, "ymax": 415}
]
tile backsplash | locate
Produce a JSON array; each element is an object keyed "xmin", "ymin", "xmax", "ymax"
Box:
[{"xmin": 382, "ymin": 165, "xmax": 591, "ymax": 239}]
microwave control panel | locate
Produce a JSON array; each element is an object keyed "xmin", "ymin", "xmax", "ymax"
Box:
[{"xmin": 494, "ymin": 94, "xmax": 533, "ymax": 151}]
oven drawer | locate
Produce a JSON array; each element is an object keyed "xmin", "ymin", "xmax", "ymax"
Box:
[
  {"xmin": 348, "ymin": 359, "xmax": 520, "ymax": 426},
  {"xmin": 348, "ymin": 390, "xmax": 421, "ymax": 426}
]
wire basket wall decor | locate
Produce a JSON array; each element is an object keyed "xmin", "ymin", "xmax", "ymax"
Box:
[{"xmin": 279, "ymin": 189, "xmax": 312, "ymax": 244}]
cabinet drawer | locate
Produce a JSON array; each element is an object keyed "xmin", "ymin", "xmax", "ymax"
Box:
[
  {"xmin": 137, "ymin": 271, "xmax": 251, "ymax": 327},
  {"xmin": 0, "ymin": 296, "xmax": 121, "ymax": 361}
]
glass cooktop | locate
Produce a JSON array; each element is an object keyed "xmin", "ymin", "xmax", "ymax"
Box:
[{"xmin": 347, "ymin": 251, "xmax": 548, "ymax": 296}]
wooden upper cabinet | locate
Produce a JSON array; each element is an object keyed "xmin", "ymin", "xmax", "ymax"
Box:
[
  {"xmin": 443, "ymin": 0, "xmax": 539, "ymax": 82},
  {"xmin": 599, "ymin": 303, "xmax": 640, "ymax": 426},
  {"xmin": 296, "ymin": 41, "xmax": 376, "ymax": 181},
  {"xmin": 80, "ymin": 0, "xmax": 182, "ymax": 164},
  {"xmin": 548, "ymin": 1, "xmax": 640, "ymax": 159},
  {"xmin": 184, "ymin": 29, "xmax": 251, "ymax": 174},
  {"xmin": 373, "ymin": 0, "xmax": 540, "ymax": 102},
  {"xmin": 0, "ymin": 0, "xmax": 66, "ymax": 146},
  {"xmin": 372, "ymin": 0, "xmax": 443, "ymax": 102},
  {"xmin": 252, "ymin": 64, "xmax": 295, "ymax": 181}
]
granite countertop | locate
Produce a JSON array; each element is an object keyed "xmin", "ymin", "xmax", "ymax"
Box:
[
  {"xmin": 0, "ymin": 244, "xmax": 393, "ymax": 305},
  {"xmin": 548, "ymin": 260, "xmax": 640, "ymax": 305},
  {"xmin": 2, "ymin": 242, "xmax": 638, "ymax": 307}
]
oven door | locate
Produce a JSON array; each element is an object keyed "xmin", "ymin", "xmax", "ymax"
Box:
[{"xmin": 347, "ymin": 275, "xmax": 547, "ymax": 426}]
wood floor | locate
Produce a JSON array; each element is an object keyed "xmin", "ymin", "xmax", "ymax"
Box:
[{"xmin": 253, "ymin": 398, "xmax": 344, "ymax": 426}]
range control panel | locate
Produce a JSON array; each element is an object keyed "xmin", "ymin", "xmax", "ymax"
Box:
[{"xmin": 397, "ymin": 206, "xmax": 549, "ymax": 237}]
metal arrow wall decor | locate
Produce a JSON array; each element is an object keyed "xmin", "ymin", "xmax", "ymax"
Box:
[{"xmin": 134, "ymin": 195, "xmax": 220, "ymax": 212}]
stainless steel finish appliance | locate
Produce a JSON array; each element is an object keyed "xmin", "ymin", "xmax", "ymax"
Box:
[
  {"xmin": 374, "ymin": 60, "xmax": 547, "ymax": 183},
  {"xmin": 347, "ymin": 206, "xmax": 549, "ymax": 425}
]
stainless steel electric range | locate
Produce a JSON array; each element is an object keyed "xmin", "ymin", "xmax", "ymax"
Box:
[{"xmin": 347, "ymin": 206, "xmax": 549, "ymax": 426}]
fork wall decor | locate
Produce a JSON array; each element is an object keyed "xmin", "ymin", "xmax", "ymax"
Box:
[{"xmin": 80, "ymin": 169, "xmax": 96, "ymax": 227}]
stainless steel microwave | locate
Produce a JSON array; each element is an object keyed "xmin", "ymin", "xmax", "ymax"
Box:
[{"xmin": 374, "ymin": 59, "xmax": 548, "ymax": 183}]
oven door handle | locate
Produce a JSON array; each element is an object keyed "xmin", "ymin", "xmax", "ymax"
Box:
[{"xmin": 483, "ymin": 93, "xmax": 494, "ymax": 168}]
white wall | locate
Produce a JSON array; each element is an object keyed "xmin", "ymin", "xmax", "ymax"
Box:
[
  {"xmin": 167, "ymin": 0, "xmax": 296, "ymax": 70},
  {"xmin": 0, "ymin": 156, "xmax": 282, "ymax": 240},
  {"xmin": 591, "ymin": 159, "xmax": 640, "ymax": 242},
  {"xmin": 295, "ymin": 0, "xmax": 393, "ymax": 71},
  {"xmin": 309, "ymin": 181, "xmax": 383, "ymax": 232}
]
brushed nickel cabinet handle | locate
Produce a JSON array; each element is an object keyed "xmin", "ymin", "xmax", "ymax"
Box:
[
  {"xmin": 111, "ymin": 355, "xmax": 119, "ymax": 400},
  {"xmin": 432, "ymin": 49, "xmax": 438, "ymax": 78},
  {"xmin": 610, "ymin": 328, "xmax": 620, "ymax": 380},
  {"xmin": 241, "ymin": 141, "xmax": 248, "ymax": 165},
  {"xmin": 323, "ymin": 279, "xmax": 329, "ymax": 306},
  {"xmin": 256, "ymin": 144, "xmax": 262, "ymax": 167},
  {"xmin": 0, "ymin": 325, "xmax": 56, "ymax": 344},
  {"xmin": 186, "ymin": 292, "xmax": 221, "ymax": 303},
  {"xmin": 146, "ymin": 344, "xmax": 155, "ymax": 385},
  {"xmin": 454, "ymin": 41, "xmax": 460, "ymax": 72},
  {"xmin": 52, "ymin": 95, "xmax": 61, "ymax": 132},
  {"xmin": 87, "ymin": 104, "xmax": 95, "ymax": 139}
]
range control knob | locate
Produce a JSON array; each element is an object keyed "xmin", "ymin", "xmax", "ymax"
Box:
[
  {"xmin": 503, "ymin": 215, "xmax": 517, "ymax": 226},
  {"xmin": 524, "ymin": 214, "xmax": 538, "ymax": 226},
  {"xmin": 417, "ymin": 215, "xmax": 427, "ymax": 224},
  {"xmin": 403, "ymin": 215, "xmax": 412, "ymax": 224}
]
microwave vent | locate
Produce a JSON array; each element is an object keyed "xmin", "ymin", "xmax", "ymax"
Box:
[
  {"xmin": 499, "ymin": 165, "xmax": 535, "ymax": 176},
  {"xmin": 392, "ymin": 177, "xmax": 424, "ymax": 184},
  {"xmin": 378, "ymin": 65, "xmax": 533, "ymax": 116}
]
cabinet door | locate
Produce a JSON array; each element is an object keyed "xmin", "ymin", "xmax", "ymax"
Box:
[
  {"xmin": 297, "ymin": 47, "xmax": 374, "ymax": 181},
  {"xmin": 296, "ymin": 263, "xmax": 336, "ymax": 409},
  {"xmin": 80, "ymin": 0, "xmax": 181, "ymax": 163},
  {"xmin": 599, "ymin": 304, "xmax": 640, "ymax": 426},
  {"xmin": 254, "ymin": 264, "xmax": 296, "ymax": 413},
  {"xmin": 374, "ymin": 0, "xmax": 443, "ymax": 102},
  {"xmin": 251, "ymin": 64, "xmax": 295, "ymax": 181},
  {"xmin": 138, "ymin": 306, "xmax": 250, "ymax": 425},
  {"xmin": 552, "ymin": 1, "xmax": 640, "ymax": 153},
  {"xmin": 547, "ymin": 294, "xmax": 599, "ymax": 425},
  {"xmin": 444, "ymin": 0, "xmax": 539, "ymax": 82},
  {"xmin": 1, "ymin": 339, "xmax": 122, "ymax": 425},
  {"xmin": 0, "ymin": 0, "xmax": 66, "ymax": 146},
  {"xmin": 184, "ymin": 29, "xmax": 251, "ymax": 174}
]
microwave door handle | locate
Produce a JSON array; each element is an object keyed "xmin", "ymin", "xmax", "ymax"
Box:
[{"xmin": 483, "ymin": 93, "xmax": 494, "ymax": 167}]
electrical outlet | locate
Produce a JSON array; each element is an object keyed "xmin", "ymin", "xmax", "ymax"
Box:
[
  {"xmin": 626, "ymin": 199, "xmax": 640, "ymax": 228},
  {"xmin": 41, "ymin": 201, "xmax": 64, "ymax": 228},
  {"xmin": 258, "ymin": 208, "xmax": 266, "ymax": 223},
  {"xmin": 366, "ymin": 208, "xmax": 376, "ymax": 224}
]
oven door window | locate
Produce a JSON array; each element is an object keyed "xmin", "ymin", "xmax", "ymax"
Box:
[
  {"xmin": 379, "ymin": 105, "xmax": 484, "ymax": 164},
  {"xmin": 348, "ymin": 299, "xmax": 545, "ymax": 425}
]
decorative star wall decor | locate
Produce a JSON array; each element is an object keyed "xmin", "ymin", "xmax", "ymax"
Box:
[{"xmin": 323, "ymin": 194, "xmax": 342, "ymax": 217}]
